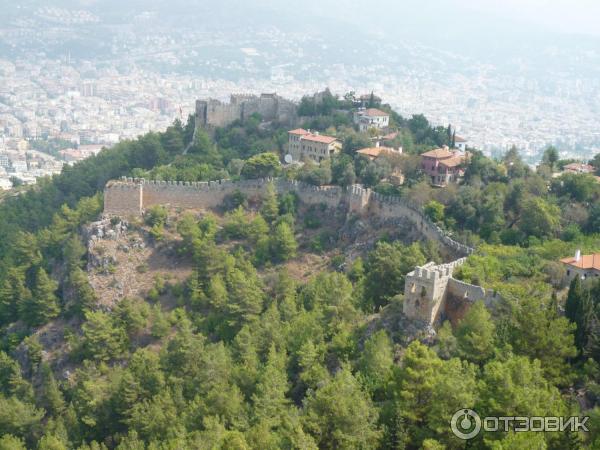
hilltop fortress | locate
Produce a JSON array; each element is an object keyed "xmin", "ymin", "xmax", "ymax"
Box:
[
  {"xmin": 103, "ymin": 177, "xmax": 497, "ymax": 327},
  {"xmin": 195, "ymin": 93, "xmax": 297, "ymax": 128}
]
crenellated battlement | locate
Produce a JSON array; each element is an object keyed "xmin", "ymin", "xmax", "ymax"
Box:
[
  {"xmin": 196, "ymin": 92, "xmax": 297, "ymax": 128},
  {"xmin": 104, "ymin": 177, "xmax": 473, "ymax": 257},
  {"xmin": 403, "ymin": 256, "xmax": 499, "ymax": 327},
  {"xmin": 104, "ymin": 177, "xmax": 346, "ymax": 217},
  {"xmin": 103, "ymin": 175, "xmax": 483, "ymax": 328}
]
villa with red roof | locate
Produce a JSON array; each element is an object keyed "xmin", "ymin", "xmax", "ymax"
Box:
[
  {"xmin": 561, "ymin": 250, "xmax": 600, "ymax": 280},
  {"xmin": 563, "ymin": 162, "xmax": 595, "ymax": 174},
  {"xmin": 356, "ymin": 144, "xmax": 401, "ymax": 161},
  {"xmin": 420, "ymin": 146, "xmax": 469, "ymax": 187},
  {"xmin": 287, "ymin": 129, "xmax": 342, "ymax": 163}
]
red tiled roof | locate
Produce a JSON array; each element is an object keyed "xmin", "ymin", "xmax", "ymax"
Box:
[
  {"xmin": 302, "ymin": 134, "xmax": 338, "ymax": 144},
  {"xmin": 289, "ymin": 128, "xmax": 338, "ymax": 144},
  {"xmin": 454, "ymin": 135, "xmax": 467, "ymax": 143},
  {"xmin": 288, "ymin": 128, "xmax": 309, "ymax": 136},
  {"xmin": 382, "ymin": 131, "xmax": 399, "ymax": 140},
  {"xmin": 561, "ymin": 254, "xmax": 600, "ymax": 270},
  {"xmin": 439, "ymin": 155, "xmax": 465, "ymax": 168},
  {"xmin": 421, "ymin": 148, "xmax": 455, "ymax": 159},
  {"xmin": 364, "ymin": 108, "xmax": 388, "ymax": 117},
  {"xmin": 564, "ymin": 163, "xmax": 594, "ymax": 173},
  {"xmin": 356, "ymin": 146, "xmax": 396, "ymax": 159}
]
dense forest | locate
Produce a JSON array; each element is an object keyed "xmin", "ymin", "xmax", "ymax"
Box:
[{"xmin": 1, "ymin": 91, "xmax": 600, "ymax": 449}]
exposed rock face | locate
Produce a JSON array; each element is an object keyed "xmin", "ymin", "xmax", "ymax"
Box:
[
  {"xmin": 361, "ymin": 298, "xmax": 437, "ymax": 349},
  {"xmin": 84, "ymin": 218, "xmax": 190, "ymax": 309}
]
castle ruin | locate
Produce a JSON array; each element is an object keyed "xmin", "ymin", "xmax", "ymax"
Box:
[
  {"xmin": 103, "ymin": 177, "xmax": 495, "ymax": 327},
  {"xmin": 403, "ymin": 260, "xmax": 500, "ymax": 327},
  {"xmin": 195, "ymin": 93, "xmax": 298, "ymax": 128}
]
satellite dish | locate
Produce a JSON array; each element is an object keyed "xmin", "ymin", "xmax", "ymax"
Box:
[{"xmin": 284, "ymin": 154, "xmax": 293, "ymax": 164}]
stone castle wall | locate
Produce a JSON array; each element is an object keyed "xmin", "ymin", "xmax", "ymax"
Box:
[
  {"xmin": 196, "ymin": 99, "xmax": 241, "ymax": 128},
  {"xmin": 103, "ymin": 181, "xmax": 142, "ymax": 215},
  {"xmin": 447, "ymin": 278, "xmax": 496, "ymax": 305},
  {"xmin": 104, "ymin": 177, "xmax": 472, "ymax": 258},
  {"xmin": 104, "ymin": 177, "xmax": 484, "ymax": 328},
  {"xmin": 367, "ymin": 191, "xmax": 473, "ymax": 256},
  {"xmin": 104, "ymin": 178, "xmax": 346, "ymax": 216},
  {"xmin": 444, "ymin": 278, "xmax": 500, "ymax": 325},
  {"xmin": 196, "ymin": 93, "xmax": 298, "ymax": 128},
  {"xmin": 142, "ymin": 179, "xmax": 264, "ymax": 210}
]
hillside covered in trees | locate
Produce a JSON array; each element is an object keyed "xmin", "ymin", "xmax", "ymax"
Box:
[{"xmin": 1, "ymin": 93, "xmax": 600, "ymax": 449}]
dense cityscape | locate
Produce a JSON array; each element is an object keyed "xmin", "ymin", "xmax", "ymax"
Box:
[{"xmin": 1, "ymin": 2, "xmax": 599, "ymax": 189}]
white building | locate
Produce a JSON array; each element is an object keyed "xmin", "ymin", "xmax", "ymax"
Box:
[
  {"xmin": 0, "ymin": 153, "xmax": 9, "ymax": 169},
  {"xmin": 353, "ymin": 108, "xmax": 390, "ymax": 132},
  {"xmin": 0, "ymin": 178, "xmax": 12, "ymax": 190},
  {"xmin": 10, "ymin": 160, "xmax": 28, "ymax": 173},
  {"xmin": 454, "ymin": 135, "xmax": 468, "ymax": 152}
]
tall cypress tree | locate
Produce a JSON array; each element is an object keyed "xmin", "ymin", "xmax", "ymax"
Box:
[
  {"xmin": 270, "ymin": 223, "xmax": 297, "ymax": 262},
  {"xmin": 565, "ymin": 277, "xmax": 595, "ymax": 354},
  {"xmin": 585, "ymin": 315, "xmax": 600, "ymax": 363},
  {"xmin": 575, "ymin": 292, "xmax": 594, "ymax": 352},
  {"xmin": 64, "ymin": 267, "xmax": 97, "ymax": 317},
  {"xmin": 565, "ymin": 277, "xmax": 584, "ymax": 323},
  {"xmin": 368, "ymin": 91, "xmax": 375, "ymax": 108}
]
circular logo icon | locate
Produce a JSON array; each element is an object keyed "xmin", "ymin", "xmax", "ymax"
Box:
[{"xmin": 451, "ymin": 409, "xmax": 481, "ymax": 440}]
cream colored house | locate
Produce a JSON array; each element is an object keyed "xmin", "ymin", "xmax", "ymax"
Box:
[{"xmin": 287, "ymin": 128, "xmax": 341, "ymax": 163}]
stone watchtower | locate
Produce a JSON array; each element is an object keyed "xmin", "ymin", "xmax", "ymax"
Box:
[
  {"xmin": 195, "ymin": 100, "xmax": 208, "ymax": 127},
  {"xmin": 403, "ymin": 259, "xmax": 466, "ymax": 326},
  {"xmin": 103, "ymin": 178, "xmax": 143, "ymax": 215}
]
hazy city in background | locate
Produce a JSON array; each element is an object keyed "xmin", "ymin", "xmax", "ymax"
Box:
[{"xmin": 1, "ymin": 0, "xmax": 599, "ymax": 188}]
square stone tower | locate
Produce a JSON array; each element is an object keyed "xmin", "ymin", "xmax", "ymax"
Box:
[{"xmin": 403, "ymin": 259, "xmax": 466, "ymax": 326}]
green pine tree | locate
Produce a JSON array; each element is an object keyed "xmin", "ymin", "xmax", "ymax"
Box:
[
  {"xmin": 270, "ymin": 222, "xmax": 297, "ymax": 262},
  {"xmin": 0, "ymin": 269, "xmax": 28, "ymax": 325},
  {"xmin": 64, "ymin": 267, "xmax": 97, "ymax": 316},
  {"xmin": 81, "ymin": 310, "xmax": 127, "ymax": 361},
  {"xmin": 38, "ymin": 362, "xmax": 65, "ymax": 415},
  {"xmin": 251, "ymin": 345, "xmax": 290, "ymax": 428},
  {"xmin": 20, "ymin": 268, "xmax": 60, "ymax": 327},
  {"xmin": 455, "ymin": 301, "xmax": 496, "ymax": 364},
  {"xmin": 260, "ymin": 182, "xmax": 279, "ymax": 224}
]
